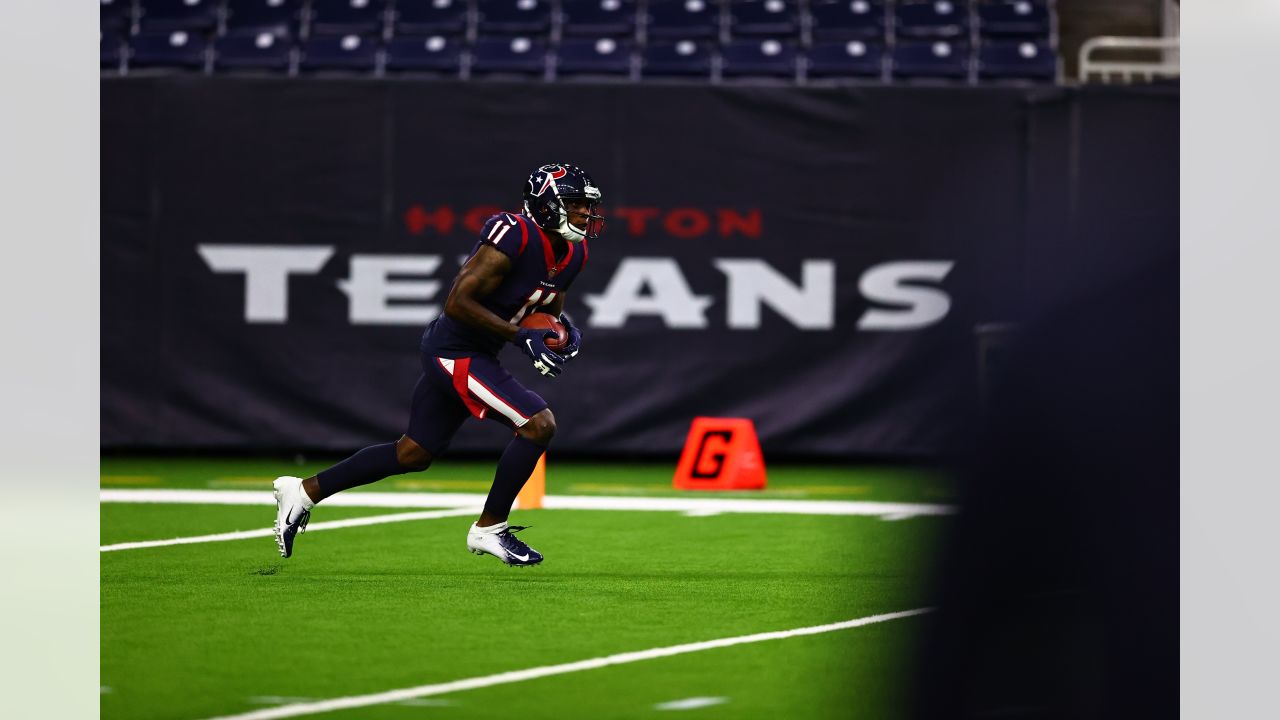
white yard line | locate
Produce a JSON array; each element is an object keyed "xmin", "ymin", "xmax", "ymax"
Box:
[
  {"xmin": 655, "ymin": 696, "xmax": 728, "ymax": 710},
  {"xmin": 200, "ymin": 608, "xmax": 931, "ymax": 720},
  {"xmin": 99, "ymin": 507, "xmax": 479, "ymax": 552},
  {"xmin": 101, "ymin": 489, "xmax": 955, "ymax": 518}
]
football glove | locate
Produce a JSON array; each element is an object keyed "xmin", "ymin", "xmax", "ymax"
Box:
[
  {"xmin": 559, "ymin": 313, "xmax": 583, "ymax": 361},
  {"xmin": 513, "ymin": 327, "xmax": 564, "ymax": 378}
]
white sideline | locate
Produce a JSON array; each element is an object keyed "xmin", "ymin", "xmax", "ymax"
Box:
[
  {"xmin": 200, "ymin": 608, "xmax": 932, "ymax": 720},
  {"xmin": 101, "ymin": 488, "xmax": 955, "ymax": 518},
  {"xmin": 99, "ymin": 507, "xmax": 479, "ymax": 552}
]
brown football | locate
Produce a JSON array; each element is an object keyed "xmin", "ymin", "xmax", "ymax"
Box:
[{"xmin": 518, "ymin": 312, "xmax": 569, "ymax": 353}]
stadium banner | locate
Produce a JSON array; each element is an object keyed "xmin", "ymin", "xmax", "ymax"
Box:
[{"xmin": 101, "ymin": 79, "xmax": 1177, "ymax": 457}]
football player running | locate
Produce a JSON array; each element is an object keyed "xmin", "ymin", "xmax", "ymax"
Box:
[{"xmin": 272, "ymin": 163, "xmax": 604, "ymax": 566}]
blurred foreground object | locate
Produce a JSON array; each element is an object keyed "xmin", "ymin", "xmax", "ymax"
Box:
[{"xmin": 911, "ymin": 246, "xmax": 1177, "ymax": 718}]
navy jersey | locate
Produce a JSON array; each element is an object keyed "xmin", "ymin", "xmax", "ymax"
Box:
[{"xmin": 421, "ymin": 211, "xmax": 589, "ymax": 358}]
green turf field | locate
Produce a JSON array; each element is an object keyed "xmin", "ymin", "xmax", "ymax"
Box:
[{"xmin": 101, "ymin": 458, "xmax": 952, "ymax": 720}]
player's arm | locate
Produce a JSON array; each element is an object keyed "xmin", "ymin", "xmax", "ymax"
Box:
[{"xmin": 443, "ymin": 245, "xmax": 521, "ymax": 342}]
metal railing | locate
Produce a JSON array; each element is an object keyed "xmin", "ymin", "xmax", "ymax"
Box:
[{"xmin": 1078, "ymin": 36, "xmax": 1179, "ymax": 84}]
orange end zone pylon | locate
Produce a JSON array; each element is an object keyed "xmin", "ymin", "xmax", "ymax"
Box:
[
  {"xmin": 516, "ymin": 452, "xmax": 546, "ymax": 509},
  {"xmin": 673, "ymin": 417, "xmax": 767, "ymax": 491}
]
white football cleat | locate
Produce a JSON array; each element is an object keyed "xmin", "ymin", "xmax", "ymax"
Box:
[
  {"xmin": 466, "ymin": 521, "xmax": 543, "ymax": 566},
  {"xmin": 273, "ymin": 476, "xmax": 311, "ymax": 558}
]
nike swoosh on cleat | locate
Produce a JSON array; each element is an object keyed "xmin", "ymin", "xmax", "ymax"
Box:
[{"xmin": 508, "ymin": 552, "xmax": 530, "ymax": 562}]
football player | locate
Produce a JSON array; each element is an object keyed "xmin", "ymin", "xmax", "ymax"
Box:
[{"xmin": 272, "ymin": 163, "xmax": 604, "ymax": 566}]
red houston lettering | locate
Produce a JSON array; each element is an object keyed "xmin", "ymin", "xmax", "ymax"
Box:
[
  {"xmin": 613, "ymin": 207, "xmax": 661, "ymax": 236},
  {"xmin": 403, "ymin": 205, "xmax": 456, "ymax": 235},
  {"xmin": 464, "ymin": 206, "xmax": 504, "ymax": 234},
  {"xmin": 718, "ymin": 209, "xmax": 762, "ymax": 239},
  {"xmin": 664, "ymin": 208, "xmax": 711, "ymax": 239}
]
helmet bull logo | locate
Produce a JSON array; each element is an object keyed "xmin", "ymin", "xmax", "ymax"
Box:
[{"xmin": 534, "ymin": 166, "xmax": 568, "ymax": 197}]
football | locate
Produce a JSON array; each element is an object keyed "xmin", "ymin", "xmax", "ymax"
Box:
[{"xmin": 519, "ymin": 312, "xmax": 569, "ymax": 353}]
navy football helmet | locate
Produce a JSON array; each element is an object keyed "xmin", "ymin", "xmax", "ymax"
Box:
[{"xmin": 523, "ymin": 163, "xmax": 605, "ymax": 243}]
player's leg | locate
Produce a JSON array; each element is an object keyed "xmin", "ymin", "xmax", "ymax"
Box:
[
  {"xmin": 274, "ymin": 367, "xmax": 469, "ymax": 558},
  {"xmin": 478, "ymin": 408, "xmax": 554, "ymax": 527},
  {"xmin": 444, "ymin": 355, "xmax": 552, "ymax": 566}
]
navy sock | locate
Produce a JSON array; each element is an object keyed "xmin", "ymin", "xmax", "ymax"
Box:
[
  {"xmin": 315, "ymin": 442, "xmax": 407, "ymax": 500},
  {"xmin": 483, "ymin": 435, "xmax": 547, "ymax": 520}
]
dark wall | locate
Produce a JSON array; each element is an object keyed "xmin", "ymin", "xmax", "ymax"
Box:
[{"xmin": 101, "ymin": 79, "xmax": 1177, "ymax": 459}]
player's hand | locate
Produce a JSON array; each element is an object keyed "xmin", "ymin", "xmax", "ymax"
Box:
[
  {"xmin": 513, "ymin": 327, "xmax": 564, "ymax": 377},
  {"xmin": 559, "ymin": 313, "xmax": 583, "ymax": 361}
]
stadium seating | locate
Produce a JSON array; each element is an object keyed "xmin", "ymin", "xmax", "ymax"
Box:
[
  {"xmin": 806, "ymin": 39, "xmax": 884, "ymax": 79},
  {"xmin": 557, "ymin": 37, "xmax": 634, "ymax": 76},
  {"xmin": 892, "ymin": 39, "xmax": 969, "ymax": 79},
  {"xmin": 102, "ymin": 32, "xmax": 126, "ymax": 70},
  {"xmin": 728, "ymin": 1, "xmax": 799, "ymax": 39},
  {"xmin": 101, "ymin": 0, "xmax": 132, "ymax": 33},
  {"xmin": 809, "ymin": 1, "xmax": 885, "ymax": 41},
  {"xmin": 646, "ymin": 0, "xmax": 720, "ymax": 40},
  {"xmin": 477, "ymin": 0, "xmax": 553, "ymax": 36},
  {"xmin": 561, "ymin": 0, "xmax": 637, "ymax": 38},
  {"xmin": 470, "ymin": 35, "xmax": 548, "ymax": 75},
  {"xmin": 895, "ymin": 0, "xmax": 967, "ymax": 39},
  {"xmin": 214, "ymin": 31, "xmax": 294, "ymax": 72},
  {"xmin": 721, "ymin": 38, "xmax": 797, "ymax": 79},
  {"xmin": 137, "ymin": 0, "xmax": 220, "ymax": 33},
  {"xmin": 640, "ymin": 39, "xmax": 712, "ymax": 77},
  {"xmin": 310, "ymin": 0, "xmax": 387, "ymax": 36},
  {"xmin": 130, "ymin": 30, "xmax": 210, "ymax": 70},
  {"xmin": 394, "ymin": 0, "xmax": 470, "ymax": 36},
  {"xmin": 385, "ymin": 34, "xmax": 463, "ymax": 74},
  {"xmin": 977, "ymin": 39, "xmax": 1056, "ymax": 81},
  {"xmin": 299, "ymin": 33, "xmax": 379, "ymax": 72},
  {"xmin": 97, "ymin": 0, "xmax": 1062, "ymax": 85},
  {"xmin": 224, "ymin": 0, "xmax": 302, "ymax": 37},
  {"xmin": 977, "ymin": 1, "xmax": 1052, "ymax": 39}
]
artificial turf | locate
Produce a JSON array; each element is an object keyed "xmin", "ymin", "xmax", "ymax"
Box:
[{"xmin": 101, "ymin": 459, "xmax": 949, "ymax": 719}]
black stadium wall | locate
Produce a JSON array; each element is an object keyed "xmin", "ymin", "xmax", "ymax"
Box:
[{"xmin": 101, "ymin": 79, "xmax": 1177, "ymax": 459}]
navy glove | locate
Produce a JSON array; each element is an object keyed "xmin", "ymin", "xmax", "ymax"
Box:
[
  {"xmin": 559, "ymin": 313, "xmax": 583, "ymax": 361},
  {"xmin": 513, "ymin": 327, "xmax": 564, "ymax": 377}
]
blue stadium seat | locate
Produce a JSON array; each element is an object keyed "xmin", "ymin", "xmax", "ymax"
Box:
[
  {"xmin": 214, "ymin": 31, "xmax": 294, "ymax": 72},
  {"xmin": 130, "ymin": 30, "xmax": 210, "ymax": 69},
  {"xmin": 101, "ymin": 0, "xmax": 131, "ymax": 33},
  {"xmin": 557, "ymin": 37, "xmax": 633, "ymax": 76},
  {"xmin": 385, "ymin": 34, "xmax": 463, "ymax": 74},
  {"xmin": 892, "ymin": 39, "xmax": 969, "ymax": 79},
  {"xmin": 310, "ymin": 0, "xmax": 387, "ymax": 36},
  {"xmin": 561, "ymin": 0, "xmax": 637, "ymax": 38},
  {"xmin": 729, "ymin": 1, "xmax": 798, "ymax": 39},
  {"xmin": 299, "ymin": 33, "xmax": 378, "ymax": 71},
  {"xmin": 102, "ymin": 32, "xmax": 126, "ymax": 70},
  {"xmin": 809, "ymin": 1, "xmax": 885, "ymax": 40},
  {"xmin": 805, "ymin": 39, "xmax": 884, "ymax": 78},
  {"xmin": 646, "ymin": 0, "xmax": 720, "ymax": 41},
  {"xmin": 470, "ymin": 36, "xmax": 548, "ymax": 75},
  {"xmin": 225, "ymin": 0, "xmax": 302, "ymax": 37},
  {"xmin": 137, "ymin": 0, "xmax": 220, "ymax": 33},
  {"xmin": 895, "ymin": 0, "xmax": 968, "ymax": 39},
  {"xmin": 477, "ymin": 0, "xmax": 553, "ymax": 36},
  {"xmin": 394, "ymin": 0, "xmax": 469, "ymax": 36},
  {"xmin": 721, "ymin": 38, "xmax": 796, "ymax": 78},
  {"xmin": 977, "ymin": 1, "xmax": 1052, "ymax": 39},
  {"xmin": 640, "ymin": 39, "xmax": 712, "ymax": 77},
  {"xmin": 977, "ymin": 39, "xmax": 1056, "ymax": 81}
]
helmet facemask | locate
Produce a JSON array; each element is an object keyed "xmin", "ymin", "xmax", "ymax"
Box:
[{"xmin": 553, "ymin": 194, "xmax": 605, "ymax": 244}]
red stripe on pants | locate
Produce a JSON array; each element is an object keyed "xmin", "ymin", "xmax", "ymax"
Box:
[{"xmin": 450, "ymin": 357, "xmax": 488, "ymax": 419}]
